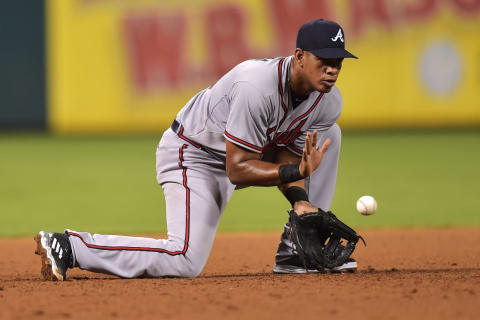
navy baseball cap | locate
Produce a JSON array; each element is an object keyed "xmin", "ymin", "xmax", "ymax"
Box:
[{"xmin": 296, "ymin": 19, "xmax": 358, "ymax": 59}]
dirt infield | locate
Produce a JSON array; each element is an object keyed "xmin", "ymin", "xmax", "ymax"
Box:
[{"xmin": 1, "ymin": 229, "xmax": 479, "ymax": 320}]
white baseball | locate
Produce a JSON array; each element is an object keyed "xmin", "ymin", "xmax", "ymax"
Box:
[{"xmin": 356, "ymin": 195, "xmax": 377, "ymax": 215}]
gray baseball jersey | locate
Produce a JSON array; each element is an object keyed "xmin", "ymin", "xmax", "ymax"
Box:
[{"xmin": 67, "ymin": 56, "xmax": 343, "ymax": 278}]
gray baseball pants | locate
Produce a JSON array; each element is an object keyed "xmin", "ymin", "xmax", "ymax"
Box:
[{"xmin": 67, "ymin": 124, "xmax": 341, "ymax": 278}]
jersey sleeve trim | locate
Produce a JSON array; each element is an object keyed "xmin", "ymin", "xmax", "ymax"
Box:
[{"xmin": 224, "ymin": 131, "xmax": 263, "ymax": 153}]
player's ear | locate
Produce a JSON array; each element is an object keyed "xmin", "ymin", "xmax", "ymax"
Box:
[{"xmin": 294, "ymin": 48, "xmax": 305, "ymax": 67}]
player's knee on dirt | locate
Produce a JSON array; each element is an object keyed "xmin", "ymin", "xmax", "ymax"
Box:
[
  {"xmin": 136, "ymin": 253, "xmax": 204, "ymax": 278},
  {"xmin": 161, "ymin": 255, "xmax": 205, "ymax": 278},
  {"xmin": 180, "ymin": 261, "xmax": 204, "ymax": 278},
  {"xmin": 180, "ymin": 247, "xmax": 211, "ymax": 278},
  {"xmin": 158, "ymin": 245, "xmax": 209, "ymax": 278}
]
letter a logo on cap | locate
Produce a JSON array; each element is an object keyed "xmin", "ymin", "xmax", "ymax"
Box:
[{"xmin": 331, "ymin": 29, "xmax": 344, "ymax": 43}]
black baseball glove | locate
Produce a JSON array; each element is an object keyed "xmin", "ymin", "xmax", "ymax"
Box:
[{"xmin": 287, "ymin": 209, "xmax": 365, "ymax": 271}]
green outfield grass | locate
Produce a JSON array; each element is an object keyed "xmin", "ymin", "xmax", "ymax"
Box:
[{"xmin": 1, "ymin": 130, "xmax": 479, "ymax": 237}]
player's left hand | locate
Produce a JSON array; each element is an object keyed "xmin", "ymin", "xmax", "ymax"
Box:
[
  {"xmin": 299, "ymin": 131, "xmax": 331, "ymax": 178},
  {"xmin": 287, "ymin": 209, "xmax": 365, "ymax": 270},
  {"xmin": 293, "ymin": 200, "xmax": 318, "ymax": 215}
]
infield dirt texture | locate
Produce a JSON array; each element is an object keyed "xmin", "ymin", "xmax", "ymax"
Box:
[{"xmin": 1, "ymin": 229, "xmax": 480, "ymax": 319}]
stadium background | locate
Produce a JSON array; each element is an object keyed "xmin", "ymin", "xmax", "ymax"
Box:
[{"xmin": 1, "ymin": 0, "xmax": 479, "ymax": 236}]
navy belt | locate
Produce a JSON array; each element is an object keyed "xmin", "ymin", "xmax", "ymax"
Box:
[
  {"xmin": 170, "ymin": 119, "xmax": 224, "ymax": 161},
  {"xmin": 171, "ymin": 119, "xmax": 181, "ymax": 134},
  {"xmin": 170, "ymin": 119, "xmax": 203, "ymax": 149}
]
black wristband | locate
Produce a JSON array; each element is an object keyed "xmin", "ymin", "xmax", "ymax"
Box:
[
  {"xmin": 278, "ymin": 164, "xmax": 303, "ymax": 184},
  {"xmin": 285, "ymin": 186, "xmax": 309, "ymax": 207}
]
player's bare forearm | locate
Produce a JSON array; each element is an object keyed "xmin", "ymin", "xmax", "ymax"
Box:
[
  {"xmin": 226, "ymin": 131, "xmax": 330, "ymax": 187},
  {"xmin": 226, "ymin": 140, "xmax": 283, "ymax": 186},
  {"xmin": 225, "ymin": 131, "xmax": 330, "ymax": 189},
  {"xmin": 228, "ymin": 159, "xmax": 283, "ymax": 186}
]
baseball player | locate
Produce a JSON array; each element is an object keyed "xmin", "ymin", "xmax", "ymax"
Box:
[{"xmin": 35, "ymin": 19, "xmax": 358, "ymax": 280}]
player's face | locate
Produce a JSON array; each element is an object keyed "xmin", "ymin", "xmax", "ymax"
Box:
[{"xmin": 303, "ymin": 52, "xmax": 343, "ymax": 93}]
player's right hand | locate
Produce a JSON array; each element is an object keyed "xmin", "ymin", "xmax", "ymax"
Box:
[{"xmin": 298, "ymin": 131, "xmax": 331, "ymax": 178}]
